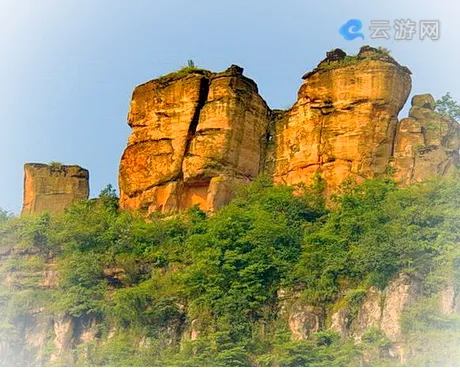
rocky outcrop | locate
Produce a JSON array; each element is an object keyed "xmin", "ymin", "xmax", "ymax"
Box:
[
  {"xmin": 119, "ymin": 65, "xmax": 270, "ymax": 214},
  {"xmin": 49, "ymin": 313, "xmax": 75, "ymax": 364},
  {"xmin": 282, "ymin": 273, "xmax": 430, "ymax": 363},
  {"xmin": 21, "ymin": 163, "xmax": 89, "ymax": 215},
  {"xmin": 272, "ymin": 47, "xmax": 412, "ymax": 189},
  {"xmin": 119, "ymin": 46, "xmax": 460, "ymax": 213},
  {"xmin": 278, "ymin": 289, "xmax": 325, "ymax": 340},
  {"xmin": 327, "ymin": 274, "xmax": 422, "ymax": 352},
  {"xmin": 393, "ymin": 94, "xmax": 460, "ymax": 184}
]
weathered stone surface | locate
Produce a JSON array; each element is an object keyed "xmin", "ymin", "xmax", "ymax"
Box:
[
  {"xmin": 411, "ymin": 93, "xmax": 436, "ymax": 109},
  {"xmin": 393, "ymin": 94, "xmax": 460, "ymax": 184},
  {"xmin": 119, "ymin": 65, "xmax": 270, "ymax": 214},
  {"xmin": 330, "ymin": 306, "xmax": 351, "ymax": 337},
  {"xmin": 119, "ymin": 47, "xmax": 460, "ymax": 214},
  {"xmin": 119, "ymin": 71, "xmax": 208, "ymax": 210},
  {"xmin": 439, "ymin": 278, "xmax": 460, "ymax": 315},
  {"xmin": 440, "ymin": 282, "xmax": 456, "ymax": 315},
  {"xmin": 288, "ymin": 304, "xmax": 323, "ymax": 340},
  {"xmin": 353, "ymin": 287, "xmax": 382, "ymax": 341},
  {"xmin": 21, "ymin": 163, "xmax": 89, "ymax": 215},
  {"xmin": 182, "ymin": 68, "xmax": 269, "ymax": 181},
  {"xmin": 380, "ymin": 273, "xmax": 422, "ymax": 342},
  {"xmin": 277, "ymin": 289, "xmax": 324, "ymax": 340},
  {"xmin": 273, "ymin": 47, "xmax": 412, "ymax": 190},
  {"xmin": 328, "ymin": 274, "xmax": 421, "ymax": 345},
  {"xmin": 49, "ymin": 313, "xmax": 75, "ymax": 364}
]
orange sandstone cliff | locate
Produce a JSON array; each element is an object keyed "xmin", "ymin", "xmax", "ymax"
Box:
[
  {"xmin": 393, "ymin": 93, "xmax": 460, "ymax": 184},
  {"xmin": 21, "ymin": 163, "xmax": 89, "ymax": 215},
  {"xmin": 119, "ymin": 65, "xmax": 270, "ymax": 213},
  {"xmin": 117, "ymin": 46, "xmax": 460, "ymax": 215},
  {"xmin": 272, "ymin": 47, "xmax": 412, "ymax": 188}
]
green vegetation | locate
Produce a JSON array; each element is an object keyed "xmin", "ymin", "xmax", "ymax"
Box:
[
  {"xmin": 187, "ymin": 59, "xmax": 195, "ymax": 68},
  {"xmin": 0, "ymin": 208, "xmax": 11, "ymax": 222},
  {"xmin": 375, "ymin": 46, "xmax": 391, "ymax": 56},
  {"xmin": 436, "ymin": 92, "xmax": 460, "ymax": 121},
  {"xmin": 49, "ymin": 161, "xmax": 63, "ymax": 169},
  {"xmin": 318, "ymin": 47, "xmax": 394, "ymax": 72},
  {"xmin": 162, "ymin": 59, "xmax": 207, "ymax": 80},
  {"xmin": 1, "ymin": 176, "xmax": 460, "ymax": 366}
]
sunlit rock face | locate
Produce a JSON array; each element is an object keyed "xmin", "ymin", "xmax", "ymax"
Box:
[
  {"xmin": 119, "ymin": 65, "xmax": 270, "ymax": 214},
  {"xmin": 119, "ymin": 46, "xmax": 460, "ymax": 214},
  {"xmin": 21, "ymin": 163, "xmax": 89, "ymax": 215},
  {"xmin": 119, "ymin": 71, "xmax": 208, "ymax": 213},
  {"xmin": 393, "ymin": 93, "xmax": 460, "ymax": 184},
  {"xmin": 272, "ymin": 46, "xmax": 412, "ymax": 190}
]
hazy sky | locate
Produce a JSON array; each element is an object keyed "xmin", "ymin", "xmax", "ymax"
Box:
[{"xmin": 1, "ymin": 0, "xmax": 459, "ymax": 213}]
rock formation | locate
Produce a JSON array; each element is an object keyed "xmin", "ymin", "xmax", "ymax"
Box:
[
  {"xmin": 272, "ymin": 46, "xmax": 412, "ymax": 189},
  {"xmin": 6, "ymin": 46, "xmax": 460, "ymax": 366},
  {"xmin": 119, "ymin": 46, "xmax": 460, "ymax": 215},
  {"xmin": 21, "ymin": 163, "xmax": 89, "ymax": 215},
  {"xmin": 393, "ymin": 94, "xmax": 460, "ymax": 184},
  {"xmin": 280, "ymin": 273, "xmax": 428, "ymax": 364},
  {"xmin": 119, "ymin": 65, "xmax": 270, "ymax": 214}
]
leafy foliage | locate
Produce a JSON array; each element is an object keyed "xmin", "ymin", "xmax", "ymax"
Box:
[
  {"xmin": 1, "ymin": 177, "xmax": 460, "ymax": 366},
  {"xmin": 0, "ymin": 208, "xmax": 12, "ymax": 223},
  {"xmin": 436, "ymin": 92, "xmax": 460, "ymax": 121},
  {"xmin": 292, "ymin": 178, "xmax": 460, "ymax": 304}
]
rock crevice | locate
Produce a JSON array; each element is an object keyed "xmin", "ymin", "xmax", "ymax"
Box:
[
  {"xmin": 119, "ymin": 64, "xmax": 271, "ymax": 214},
  {"xmin": 118, "ymin": 46, "xmax": 460, "ymax": 215}
]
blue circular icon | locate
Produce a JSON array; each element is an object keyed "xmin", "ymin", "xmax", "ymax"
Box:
[{"xmin": 339, "ymin": 19, "xmax": 365, "ymax": 40}]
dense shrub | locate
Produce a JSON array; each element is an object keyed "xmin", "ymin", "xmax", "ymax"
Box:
[{"xmin": 1, "ymin": 176, "xmax": 459, "ymax": 366}]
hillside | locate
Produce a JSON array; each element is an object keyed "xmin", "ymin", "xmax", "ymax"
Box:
[{"xmin": 1, "ymin": 177, "xmax": 460, "ymax": 366}]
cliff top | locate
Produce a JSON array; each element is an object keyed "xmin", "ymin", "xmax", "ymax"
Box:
[
  {"xmin": 135, "ymin": 64, "xmax": 260, "ymax": 93},
  {"xmin": 302, "ymin": 45, "xmax": 412, "ymax": 80}
]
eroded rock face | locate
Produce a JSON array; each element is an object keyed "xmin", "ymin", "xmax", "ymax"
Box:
[
  {"xmin": 328, "ymin": 273, "xmax": 422, "ymax": 343},
  {"xmin": 21, "ymin": 163, "xmax": 89, "ymax": 215},
  {"xmin": 119, "ymin": 47, "xmax": 460, "ymax": 214},
  {"xmin": 393, "ymin": 94, "xmax": 460, "ymax": 184},
  {"xmin": 273, "ymin": 47, "xmax": 412, "ymax": 189},
  {"xmin": 352, "ymin": 287, "xmax": 382, "ymax": 340},
  {"xmin": 119, "ymin": 65, "xmax": 270, "ymax": 214},
  {"xmin": 278, "ymin": 290, "xmax": 324, "ymax": 340},
  {"xmin": 49, "ymin": 313, "xmax": 75, "ymax": 364},
  {"xmin": 283, "ymin": 273, "xmax": 423, "ymax": 363},
  {"xmin": 380, "ymin": 273, "xmax": 422, "ymax": 342},
  {"xmin": 119, "ymin": 71, "xmax": 208, "ymax": 212}
]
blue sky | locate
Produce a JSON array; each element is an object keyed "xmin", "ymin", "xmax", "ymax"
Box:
[{"xmin": 1, "ymin": 0, "xmax": 459, "ymax": 214}]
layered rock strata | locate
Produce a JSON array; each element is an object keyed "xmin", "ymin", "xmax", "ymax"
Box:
[
  {"xmin": 119, "ymin": 65, "xmax": 270, "ymax": 213},
  {"xmin": 119, "ymin": 47, "xmax": 460, "ymax": 214},
  {"xmin": 272, "ymin": 47, "xmax": 412, "ymax": 188},
  {"xmin": 21, "ymin": 163, "xmax": 89, "ymax": 215}
]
